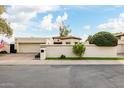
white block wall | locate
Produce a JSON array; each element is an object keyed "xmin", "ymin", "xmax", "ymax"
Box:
[
  {"xmin": 41, "ymin": 44, "xmax": 117, "ymax": 58},
  {"xmin": 46, "ymin": 45, "xmax": 78, "ymax": 57},
  {"xmin": 84, "ymin": 45, "xmax": 117, "ymax": 57}
]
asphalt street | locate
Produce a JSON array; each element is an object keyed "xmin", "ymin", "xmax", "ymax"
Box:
[{"xmin": 0, "ymin": 65, "xmax": 124, "ymax": 88}]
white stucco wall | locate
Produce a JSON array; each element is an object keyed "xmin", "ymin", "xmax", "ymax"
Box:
[
  {"xmin": 41, "ymin": 44, "xmax": 117, "ymax": 58},
  {"xmin": 46, "ymin": 45, "xmax": 78, "ymax": 57},
  {"xmin": 84, "ymin": 44, "xmax": 117, "ymax": 57}
]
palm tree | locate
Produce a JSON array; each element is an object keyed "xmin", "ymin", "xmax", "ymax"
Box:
[
  {"xmin": 0, "ymin": 5, "xmax": 13, "ymax": 37},
  {"xmin": 59, "ymin": 24, "xmax": 71, "ymax": 37}
]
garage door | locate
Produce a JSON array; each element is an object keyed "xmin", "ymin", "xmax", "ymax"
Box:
[{"xmin": 19, "ymin": 43, "xmax": 40, "ymax": 53}]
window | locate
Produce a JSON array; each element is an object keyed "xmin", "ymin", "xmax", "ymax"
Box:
[
  {"xmin": 54, "ymin": 42, "xmax": 62, "ymax": 44},
  {"xmin": 66, "ymin": 42, "xmax": 71, "ymax": 44}
]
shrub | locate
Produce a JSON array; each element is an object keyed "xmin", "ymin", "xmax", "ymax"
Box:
[
  {"xmin": 60, "ymin": 54, "xmax": 66, "ymax": 59},
  {"xmin": 89, "ymin": 31, "xmax": 118, "ymax": 46},
  {"xmin": 73, "ymin": 43, "xmax": 86, "ymax": 57},
  {"xmin": 0, "ymin": 51, "xmax": 7, "ymax": 54}
]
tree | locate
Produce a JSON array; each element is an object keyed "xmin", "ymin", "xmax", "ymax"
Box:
[
  {"xmin": 0, "ymin": 5, "xmax": 6, "ymax": 15},
  {"xmin": 89, "ymin": 31, "xmax": 118, "ymax": 46},
  {"xmin": 0, "ymin": 18, "xmax": 13, "ymax": 37},
  {"xmin": 73, "ymin": 43, "xmax": 86, "ymax": 57},
  {"xmin": 85, "ymin": 35, "xmax": 92, "ymax": 42},
  {"xmin": 0, "ymin": 5, "xmax": 13, "ymax": 37},
  {"xmin": 59, "ymin": 24, "xmax": 71, "ymax": 37}
]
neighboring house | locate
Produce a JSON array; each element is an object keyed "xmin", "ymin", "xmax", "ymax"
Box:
[
  {"xmin": 15, "ymin": 36, "xmax": 82, "ymax": 53},
  {"xmin": 115, "ymin": 33, "xmax": 124, "ymax": 54}
]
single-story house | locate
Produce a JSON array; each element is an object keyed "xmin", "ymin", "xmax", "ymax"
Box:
[
  {"xmin": 15, "ymin": 36, "xmax": 82, "ymax": 53},
  {"xmin": 15, "ymin": 37, "xmax": 53, "ymax": 53},
  {"xmin": 0, "ymin": 35, "xmax": 118, "ymax": 58}
]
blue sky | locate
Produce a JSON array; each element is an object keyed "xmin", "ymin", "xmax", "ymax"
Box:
[{"xmin": 2, "ymin": 5, "xmax": 124, "ymax": 42}]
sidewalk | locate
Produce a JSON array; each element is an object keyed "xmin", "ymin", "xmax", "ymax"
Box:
[{"xmin": 0, "ymin": 60, "xmax": 124, "ymax": 65}]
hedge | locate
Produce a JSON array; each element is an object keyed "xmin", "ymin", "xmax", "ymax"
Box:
[{"xmin": 89, "ymin": 31, "xmax": 118, "ymax": 46}]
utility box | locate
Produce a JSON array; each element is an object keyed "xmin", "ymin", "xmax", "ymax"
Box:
[{"xmin": 40, "ymin": 48, "xmax": 46, "ymax": 60}]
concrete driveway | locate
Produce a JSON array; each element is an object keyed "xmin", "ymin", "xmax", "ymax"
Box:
[
  {"xmin": 0, "ymin": 53, "xmax": 36, "ymax": 61},
  {"xmin": 0, "ymin": 65, "xmax": 124, "ymax": 88}
]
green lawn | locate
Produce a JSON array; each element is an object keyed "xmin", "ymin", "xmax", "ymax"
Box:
[{"xmin": 46, "ymin": 57, "xmax": 124, "ymax": 60}]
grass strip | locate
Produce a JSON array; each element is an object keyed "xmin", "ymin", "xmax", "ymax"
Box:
[{"xmin": 46, "ymin": 57, "xmax": 124, "ymax": 60}]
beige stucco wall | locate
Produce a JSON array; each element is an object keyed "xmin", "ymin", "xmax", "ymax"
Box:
[{"xmin": 41, "ymin": 44, "xmax": 117, "ymax": 58}]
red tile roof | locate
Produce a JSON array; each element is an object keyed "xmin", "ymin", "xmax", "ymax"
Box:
[
  {"xmin": 115, "ymin": 32, "xmax": 124, "ymax": 37},
  {"xmin": 52, "ymin": 36, "xmax": 82, "ymax": 40}
]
